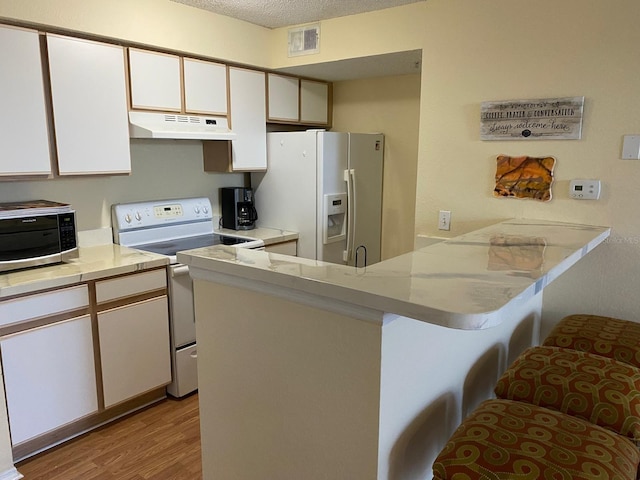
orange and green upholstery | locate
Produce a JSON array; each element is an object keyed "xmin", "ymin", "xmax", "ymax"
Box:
[
  {"xmin": 543, "ymin": 314, "xmax": 640, "ymax": 368},
  {"xmin": 494, "ymin": 345, "xmax": 640, "ymax": 442},
  {"xmin": 432, "ymin": 399, "xmax": 640, "ymax": 480}
]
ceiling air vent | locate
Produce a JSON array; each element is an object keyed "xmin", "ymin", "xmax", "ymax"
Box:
[{"xmin": 288, "ymin": 24, "xmax": 320, "ymax": 57}]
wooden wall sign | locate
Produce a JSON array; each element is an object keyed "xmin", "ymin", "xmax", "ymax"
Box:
[{"xmin": 481, "ymin": 96, "xmax": 584, "ymax": 140}]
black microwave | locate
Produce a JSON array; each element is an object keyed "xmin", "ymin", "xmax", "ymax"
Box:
[{"xmin": 0, "ymin": 208, "xmax": 78, "ymax": 273}]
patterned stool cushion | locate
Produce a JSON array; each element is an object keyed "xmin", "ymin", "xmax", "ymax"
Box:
[
  {"xmin": 543, "ymin": 314, "xmax": 640, "ymax": 368},
  {"xmin": 494, "ymin": 345, "xmax": 640, "ymax": 441},
  {"xmin": 432, "ymin": 399, "xmax": 640, "ymax": 480}
]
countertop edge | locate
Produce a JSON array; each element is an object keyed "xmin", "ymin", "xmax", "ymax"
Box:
[{"xmin": 178, "ymin": 219, "xmax": 611, "ymax": 330}]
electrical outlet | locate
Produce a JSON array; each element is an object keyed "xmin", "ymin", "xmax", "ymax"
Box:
[{"xmin": 438, "ymin": 210, "xmax": 451, "ymax": 231}]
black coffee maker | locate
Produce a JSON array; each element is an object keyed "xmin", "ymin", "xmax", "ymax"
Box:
[{"xmin": 221, "ymin": 187, "xmax": 258, "ymax": 230}]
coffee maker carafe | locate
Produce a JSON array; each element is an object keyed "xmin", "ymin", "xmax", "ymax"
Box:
[{"xmin": 221, "ymin": 187, "xmax": 258, "ymax": 230}]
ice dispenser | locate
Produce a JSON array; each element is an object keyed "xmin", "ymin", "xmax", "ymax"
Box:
[{"xmin": 323, "ymin": 193, "xmax": 347, "ymax": 244}]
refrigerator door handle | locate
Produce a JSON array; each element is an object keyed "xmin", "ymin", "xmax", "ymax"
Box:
[
  {"xmin": 343, "ymin": 168, "xmax": 357, "ymax": 263},
  {"xmin": 350, "ymin": 168, "xmax": 357, "ymax": 261}
]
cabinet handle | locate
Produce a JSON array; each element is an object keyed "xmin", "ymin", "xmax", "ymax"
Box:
[{"xmin": 190, "ymin": 350, "xmax": 198, "ymax": 359}]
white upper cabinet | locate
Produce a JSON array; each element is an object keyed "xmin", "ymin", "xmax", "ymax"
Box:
[
  {"xmin": 184, "ymin": 58, "xmax": 227, "ymax": 115},
  {"xmin": 47, "ymin": 34, "xmax": 131, "ymax": 175},
  {"xmin": 0, "ymin": 25, "xmax": 52, "ymax": 177},
  {"xmin": 267, "ymin": 73, "xmax": 299, "ymax": 122},
  {"xmin": 266, "ymin": 74, "xmax": 331, "ymax": 126},
  {"xmin": 128, "ymin": 48, "xmax": 182, "ymax": 112},
  {"xmin": 228, "ymin": 67, "xmax": 267, "ymax": 171},
  {"xmin": 300, "ymin": 79, "xmax": 330, "ymax": 125}
]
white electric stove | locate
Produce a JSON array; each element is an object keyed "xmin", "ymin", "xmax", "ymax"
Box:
[{"xmin": 112, "ymin": 197, "xmax": 263, "ymax": 397}]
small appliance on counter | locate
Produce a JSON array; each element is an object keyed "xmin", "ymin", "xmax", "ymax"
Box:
[
  {"xmin": 0, "ymin": 199, "xmax": 78, "ymax": 273},
  {"xmin": 221, "ymin": 187, "xmax": 258, "ymax": 230}
]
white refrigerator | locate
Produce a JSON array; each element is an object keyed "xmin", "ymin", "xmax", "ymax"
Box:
[{"xmin": 252, "ymin": 130, "xmax": 384, "ymax": 266}]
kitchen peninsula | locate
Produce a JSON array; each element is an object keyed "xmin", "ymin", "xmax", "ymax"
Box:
[{"xmin": 177, "ymin": 219, "xmax": 610, "ymax": 480}]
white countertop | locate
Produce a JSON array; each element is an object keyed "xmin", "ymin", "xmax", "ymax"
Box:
[
  {"xmin": 0, "ymin": 244, "xmax": 168, "ymax": 299},
  {"xmin": 0, "ymin": 227, "xmax": 296, "ymax": 300},
  {"xmin": 215, "ymin": 226, "xmax": 298, "ymax": 246},
  {"xmin": 178, "ymin": 219, "xmax": 610, "ymax": 329}
]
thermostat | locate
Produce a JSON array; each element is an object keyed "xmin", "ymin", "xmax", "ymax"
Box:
[{"xmin": 569, "ymin": 179, "xmax": 601, "ymax": 200}]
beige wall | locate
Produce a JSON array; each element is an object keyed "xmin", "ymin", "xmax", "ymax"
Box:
[
  {"xmin": 332, "ymin": 75, "xmax": 420, "ymax": 259},
  {"xmin": 417, "ymin": 0, "xmax": 640, "ymax": 333},
  {"xmin": 272, "ymin": 0, "xmax": 640, "ymax": 331},
  {"xmin": 0, "ymin": 0, "xmax": 271, "ymax": 66}
]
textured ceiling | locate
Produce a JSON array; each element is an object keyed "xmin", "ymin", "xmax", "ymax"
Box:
[{"xmin": 171, "ymin": 0, "xmax": 425, "ymax": 29}]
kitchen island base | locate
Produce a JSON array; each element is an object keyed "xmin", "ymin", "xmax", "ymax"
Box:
[
  {"xmin": 181, "ymin": 219, "xmax": 610, "ymax": 479},
  {"xmin": 192, "ymin": 279, "xmax": 541, "ymax": 480}
]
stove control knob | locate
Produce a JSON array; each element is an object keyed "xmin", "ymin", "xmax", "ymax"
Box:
[
  {"xmin": 124, "ymin": 214, "xmax": 132, "ymax": 223},
  {"xmin": 135, "ymin": 212, "xmax": 142, "ymax": 221},
  {"xmin": 194, "ymin": 206, "xmax": 200, "ymax": 214},
  {"xmin": 202, "ymin": 205, "xmax": 209, "ymax": 214}
]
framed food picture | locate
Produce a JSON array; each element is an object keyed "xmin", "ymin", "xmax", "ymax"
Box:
[{"xmin": 494, "ymin": 155, "xmax": 555, "ymax": 202}]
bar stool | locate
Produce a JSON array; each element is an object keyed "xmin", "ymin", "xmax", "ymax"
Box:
[
  {"xmin": 432, "ymin": 398, "xmax": 640, "ymax": 479},
  {"xmin": 494, "ymin": 345, "xmax": 640, "ymax": 443},
  {"xmin": 543, "ymin": 314, "xmax": 640, "ymax": 368},
  {"xmin": 433, "ymin": 345, "xmax": 640, "ymax": 479}
]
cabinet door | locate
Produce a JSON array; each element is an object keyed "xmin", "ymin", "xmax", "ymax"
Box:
[
  {"xmin": 300, "ymin": 79, "xmax": 330, "ymax": 125},
  {"xmin": 129, "ymin": 49, "xmax": 182, "ymax": 112},
  {"xmin": 0, "ymin": 25, "xmax": 52, "ymax": 176},
  {"xmin": 184, "ymin": 58, "xmax": 227, "ymax": 115},
  {"xmin": 47, "ymin": 34, "xmax": 131, "ymax": 175},
  {"xmin": 267, "ymin": 73, "xmax": 299, "ymax": 122},
  {"xmin": 229, "ymin": 67, "xmax": 267, "ymax": 171},
  {"xmin": 98, "ymin": 296, "xmax": 171, "ymax": 408},
  {"xmin": 1, "ymin": 315, "xmax": 98, "ymax": 445}
]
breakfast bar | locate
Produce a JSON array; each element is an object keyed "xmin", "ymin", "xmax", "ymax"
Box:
[{"xmin": 177, "ymin": 219, "xmax": 610, "ymax": 480}]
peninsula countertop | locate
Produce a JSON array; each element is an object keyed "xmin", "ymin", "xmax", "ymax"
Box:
[{"xmin": 177, "ymin": 219, "xmax": 610, "ymax": 330}]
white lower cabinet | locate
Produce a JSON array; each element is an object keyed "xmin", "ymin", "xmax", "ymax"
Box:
[
  {"xmin": 98, "ymin": 296, "xmax": 171, "ymax": 408},
  {"xmin": 1, "ymin": 315, "xmax": 98, "ymax": 445}
]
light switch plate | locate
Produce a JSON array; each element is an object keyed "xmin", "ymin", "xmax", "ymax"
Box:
[
  {"xmin": 569, "ymin": 179, "xmax": 601, "ymax": 200},
  {"xmin": 622, "ymin": 135, "xmax": 640, "ymax": 159}
]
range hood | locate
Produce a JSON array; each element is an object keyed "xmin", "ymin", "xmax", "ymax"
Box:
[{"xmin": 128, "ymin": 111, "xmax": 236, "ymax": 140}]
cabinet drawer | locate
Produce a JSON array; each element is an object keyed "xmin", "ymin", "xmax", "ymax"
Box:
[
  {"xmin": 95, "ymin": 269, "xmax": 167, "ymax": 304},
  {"xmin": 0, "ymin": 285, "xmax": 89, "ymax": 328},
  {"xmin": 170, "ymin": 344, "xmax": 199, "ymax": 398}
]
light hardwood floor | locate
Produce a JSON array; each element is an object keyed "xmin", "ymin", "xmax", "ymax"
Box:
[{"xmin": 16, "ymin": 393, "xmax": 202, "ymax": 480}]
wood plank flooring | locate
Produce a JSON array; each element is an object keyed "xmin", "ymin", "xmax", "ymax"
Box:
[{"xmin": 16, "ymin": 393, "xmax": 202, "ymax": 480}]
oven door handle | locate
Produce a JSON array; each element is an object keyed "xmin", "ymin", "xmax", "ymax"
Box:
[{"xmin": 170, "ymin": 265, "xmax": 190, "ymax": 278}]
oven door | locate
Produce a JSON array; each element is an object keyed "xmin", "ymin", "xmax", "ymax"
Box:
[{"xmin": 169, "ymin": 264, "xmax": 196, "ymax": 348}]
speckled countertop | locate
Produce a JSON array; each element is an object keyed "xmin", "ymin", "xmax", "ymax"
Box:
[
  {"xmin": 178, "ymin": 219, "xmax": 610, "ymax": 330},
  {"xmin": 0, "ymin": 244, "xmax": 168, "ymax": 299}
]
